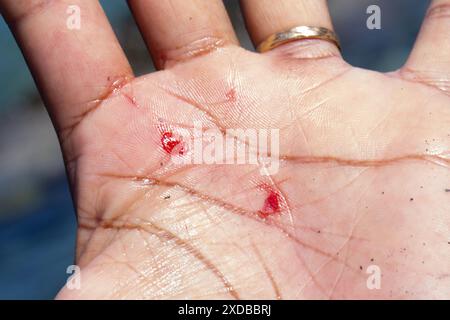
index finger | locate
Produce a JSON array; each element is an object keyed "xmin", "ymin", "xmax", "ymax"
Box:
[{"xmin": 0, "ymin": 0, "xmax": 133, "ymax": 138}]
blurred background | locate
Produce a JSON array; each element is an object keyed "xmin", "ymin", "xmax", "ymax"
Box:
[{"xmin": 0, "ymin": 0, "xmax": 430, "ymax": 299}]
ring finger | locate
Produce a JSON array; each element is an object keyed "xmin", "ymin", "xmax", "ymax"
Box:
[{"xmin": 240, "ymin": 0, "xmax": 338, "ymax": 53}]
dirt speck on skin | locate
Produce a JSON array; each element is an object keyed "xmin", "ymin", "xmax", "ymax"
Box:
[{"xmin": 163, "ymin": 195, "xmax": 171, "ymax": 200}]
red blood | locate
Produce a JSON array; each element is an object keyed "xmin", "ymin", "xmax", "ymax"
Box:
[
  {"xmin": 258, "ymin": 188, "xmax": 281, "ymax": 219},
  {"xmin": 161, "ymin": 131, "xmax": 185, "ymax": 155},
  {"xmin": 225, "ymin": 88, "xmax": 236, "ymax": 102}
]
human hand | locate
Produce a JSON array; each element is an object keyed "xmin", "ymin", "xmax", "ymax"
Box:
[{"xmin": 1, "ymin": 0, "xmax": 449, "ymax": 299}]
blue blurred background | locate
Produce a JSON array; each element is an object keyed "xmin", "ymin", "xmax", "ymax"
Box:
[{"xmin": 0, "ymin": 0, "xmax": 430, "ymax": 299}]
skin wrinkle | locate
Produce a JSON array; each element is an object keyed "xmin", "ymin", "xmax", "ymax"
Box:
[
  {"xmin": 99, "ymin": 237, "xmax": 174, "ymax": 299},
  {"xmin": 426, "ymin": 2, "xmax": 450, "ymax": 19},
  {"xmin": 289, "ymin": 234, "xmax": 331, "ymax": 298},
  {"xmin": 251, "ymin": 174, "xmax": 323, "ymax": 296},
  {"xmin": 282, "ymin": 153, "xmax": 450, "ymax": 168},
  {"xmin": 158, "ymin": 85, "xmax": 226, "ymax": 135},
  {"xmin": 282, "ymin": 171, "xmax": 372, "ymax": 286},
  {"xmin": 90, "ymin": 163, "xmax": 213, "ymax": 226},
  {"xmin": 77, "ymin": 150, "xmax": 449, "ymax": 277},
  {"xmin": 79, "ymin": 214, "xmax": 361, "ymax": 298},
  {"xmin": 161, "ymin": 37, "xmax": 228, "ymax": 69},
  {"xmin": 294, "ymin": 224, "xmax": 367, "ymax": 241},
  {"xmin": 365, "ymin": 104, "xmax": 395, "ymax": 138},
  {"xmin": 296, "ymin": 205, "xmax": 366, "ymax": 299},
  {"xmin": 251, "ymin": 173, "xmax": 328, "ymax": 295},
  {"xmin": 78, "ymin": 110, "xmax": 449, "ymax": 234},
  {"xmin": 3, "ymin": 0, "xmax": 56, "ymax": 28},
  {"xmin": 291, "ymin": 169, "xmax": 375, "ymax": 298},
  {"xmin": 324, "ymin": 174, "xmax": 376, "ymax": 299},
  {"xmin": 101, "ymin": 255, "xmax": 147, "ymax": 299},
  {"xmin": 278, "ymin": 206, "xmax": 368, "ymax": 293},
  {"xmin": 79, "ymin": 217, "xmax": 240, "ymax": 299},
  {"xmin": 59, "ymin": 75, "xmax": 135, "ymax": 139},
  {"xmin": 251, "ymin": 241, "xmax": 282, "ymax": 299},
  {"xmin": 121, "ymin": 229, "xmax": 207, "ymax": 299},
  {"xmin": 87, "ymin": 173, "xmax": 365, "ymax": 273},
  {"xmin": 157, "ymin": 64, "xmax": 350, "ymax": 148},
  {"xmin": 296, "ymin": 96, "xmax": 331, "ymax": 119},
  {"xmin": 402, "ymin": 72, "xmax": 450, "ymax": 92},
  {"xmin": 77, "ymin": 226, "xmax": 120, "ymax": 268},
  {"xmin": 78, "ymin": 166, "xmax": 366, "ymax": 296},
  {"xmin": 395, "ymin": 68, "xmax": 450, "ymax": 96},
  {"xmin": 149, "ymin": 89, "xmax": 259, "ymax": 163},
  {"xmin": 289, "ymin": 99, "xmax": 313, "ymax": 156},
  {"xmin": 63, "ymin": 56, "xmax": 350, "ymax": 188},
  {"xmin": 327, "ymin": 244, "xmax": 350, "ymax": 299},
  {"xmin": 116, "ymin": 236, "xmax": 150, "ymax": 287},
  {"xmin": 298, "ymin": 67, "xmax": 351, "ymax": 96},
  {"xmin": 281, "ymin": 222, "xmax": 365, "ymax": 275},
  {"xmin": 77, "ymin": 140, "xmax": 203, "ymax": 257},
  {"xmin": 272, "ymin": 45, "xmax": 341, "ymax": 61},
  {"xmin": 75, "ymin": 149, "xmax": 429, "ymax": 296},
  {"xmin": 76, "ymin": 181, "xmax": 144, "ymax": 262},
  {"xmin": 295, "ymin": 167, "xmax": 371, "ymax": 210}
]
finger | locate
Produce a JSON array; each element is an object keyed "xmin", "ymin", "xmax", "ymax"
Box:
[
  {"xmin": 0, "ymin": 0, "xmax": 133, "ymax": 135},
  {"xmin": 402, "ymin": 0, "xmax": 450, "ymax": 93},
  {"xmin": 128, "ymin": 0, "xmax": 238, "ymax": 69},
  {"xmin": 240, "ymin": 0, "xmax": 336, "ymax": 52}
]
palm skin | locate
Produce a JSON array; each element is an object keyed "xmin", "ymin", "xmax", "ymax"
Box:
[{"xmin": 52, "ymin": 41, "xmax": 450, "ymax": 299}]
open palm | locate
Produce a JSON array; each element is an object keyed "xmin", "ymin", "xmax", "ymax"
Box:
[{"xmin": 2, "ymin": 0, "xmax": 449, "ymax": 299}]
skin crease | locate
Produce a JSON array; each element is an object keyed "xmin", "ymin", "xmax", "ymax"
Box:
[
  {"xmin": 1, "ymin": 0, "xmax": 449, "ymax": 300},
  {"xmin": 53, "ymin": 40, "xmax": 450, "ymax": 299}
]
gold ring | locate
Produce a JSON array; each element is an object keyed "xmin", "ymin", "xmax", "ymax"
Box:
[{"xmin": 257, "ymin": 26, "xmax": 341, "ymax": 53}]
